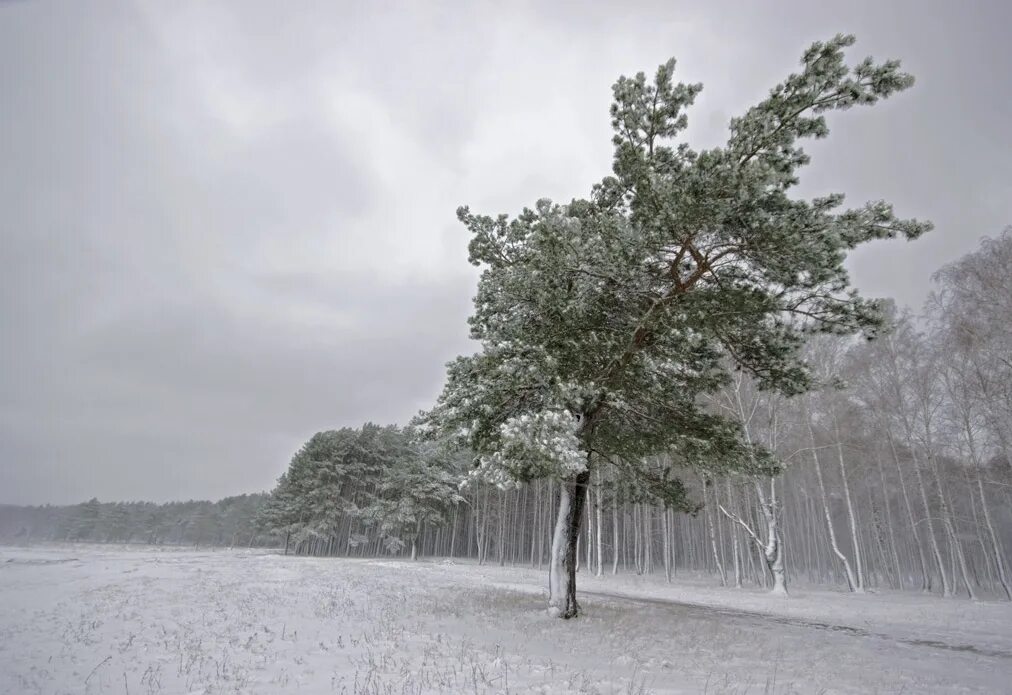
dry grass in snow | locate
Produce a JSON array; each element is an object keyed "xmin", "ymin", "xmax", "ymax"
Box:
[{"xmin": 2, "ymin": 545, "xmax": 1011, "ymax": 694}]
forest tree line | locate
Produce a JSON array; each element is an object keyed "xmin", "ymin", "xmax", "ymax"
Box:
[
  {"xmin": 4, "ymin": 229, "xmax": 1009, "ymax": 600},
  {"xmin": 255, "ymin": 228, "xmax": 1012, "ymax": 600}
]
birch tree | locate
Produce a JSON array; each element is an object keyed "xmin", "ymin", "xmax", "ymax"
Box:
[{"xmin": 714, "ymin": 372, "xmax": 791, "ymax": 594}]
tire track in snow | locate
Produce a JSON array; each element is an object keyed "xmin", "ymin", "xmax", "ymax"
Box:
[{"xmin": 577, "ymin": 589, "xmax": 1012, "ymax": 661}]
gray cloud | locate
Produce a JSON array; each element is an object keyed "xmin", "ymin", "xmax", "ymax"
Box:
[{"xmin": 1, "ymin": 0, "xmax": 1009, "ymax": 503}]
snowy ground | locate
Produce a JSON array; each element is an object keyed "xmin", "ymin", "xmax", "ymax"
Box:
[{"xmin": 2, "ymin": 545, "xmax": 1011, "ymax": 694}]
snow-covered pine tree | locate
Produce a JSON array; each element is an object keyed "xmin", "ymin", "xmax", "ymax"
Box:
[
  {"xmin": 363, "ymin": 437, "xmax": 464, "ymax": 560},
  {"xmin": 259, "ymin": 424, "xmax": 464, "ymax": 558},
  {"xmin": 424, "ymin": 35, "xmax": 930, "ymax": 618}
]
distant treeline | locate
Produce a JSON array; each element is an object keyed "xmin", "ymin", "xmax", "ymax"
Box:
[{"xmin": 0, "ymin": 494, "xmax": 282, "ymax": 548}]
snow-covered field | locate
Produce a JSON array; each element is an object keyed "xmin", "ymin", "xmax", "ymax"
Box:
[{"xmin": 2, "ymin": 545, "xmax": 1011, "ymax": 694}]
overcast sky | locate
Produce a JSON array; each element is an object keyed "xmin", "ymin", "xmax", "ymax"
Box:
[{"xmin": 1, "ymin": 0, "xmax": 1009, "ymax": 505}]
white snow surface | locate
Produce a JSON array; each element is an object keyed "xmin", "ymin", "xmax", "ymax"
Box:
[{"xmin": 2, "ymin": 544, "xmax": 1011, "ymax": 694}]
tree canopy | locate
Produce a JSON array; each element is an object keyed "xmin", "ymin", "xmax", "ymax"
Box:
[{"xmin": 258, "ymin": 424, "xmax": 462, "ymax": 558}]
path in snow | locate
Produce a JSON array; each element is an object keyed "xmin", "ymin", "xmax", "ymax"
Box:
[
  {"xmin": 442, "ymin": 558, "xmax": 1012, "ymax": 660},
  {"xmin": 577, "ymin": 589, "xmax": 1012, "ymax": 661}
]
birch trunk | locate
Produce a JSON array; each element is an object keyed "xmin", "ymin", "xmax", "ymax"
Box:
[
  {"xmin": 703, "ymin": 481, "xmax": 727, "ymax": 586},
  {"xmin": 874, "ymin": 447, "xmax": 904, "ymax": 589},
  {"xmin": 976, "ymin": 463, "xmax": 1012, "ymax": 599},
  {"xmin": 927, "ymin": 451, "xmax": 975, "ymax": 599},
  {"xmin": 727, "ymin": 480, "xmax": 742, "ymax": 588},
  {"xmin": 887, "ymin": 433, "xmax": 930, "ymax": 591},
  {"xmin": 806, "ymin": 404, "xmax": 859, "ymax": 592},
  {"xmin": 960, "ymin": 413, "xmax": 1012, "ymax": 598},
  {"xmin": 757, "ymin": 478, "xmax": 788, "ymax": 595},
  {"xmin": 833, "ymin": 433, "xmax": 865, "ymax": 591},
  {"xmin": 911, "ymin": 448, "xmax": 952, "ymax": 596}
]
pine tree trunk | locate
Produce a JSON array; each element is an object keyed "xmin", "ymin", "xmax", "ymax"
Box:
[
  {"xmin": 633, "ymin": 504, "xmax": 641, "ymax": 574},
  {"xmin": 548, "ymin": 469, "xmax": 591, "ymax": 618},
  {"xmin": 612, "ymin": 501, "xmax": 620, "ymax": 575},
  {"xmin": 713, "ymin": 488, "xmax": 725, "ymax": 580},
  {"xmin": 625, "ymin": 504, "xmax": 633, "ymax": 572},
  {"xmin": 449, "ymin": 505, "xmax": 458, "ymax": 558},
  {"xmin": 584, "ymin": 486, "xmax": 593, "ymax": 572},
  {"xmin": 644, "ymin": 503, "xmax": 653, "ymax": 575},
  {"xmin": 498, "ymin": 488, "xmax": 506, "ymax": 567},
  {"xmin": 534, "ymin": 481, "xmax": 542, "ymax": 566},
  {"xmin": 478, "ymin": 486, "xmax": 490, "ymax": 565},
  {"xmin": 595, "ymin": 468, "xmax": 603, "ymax": 577},
  {"xmin": 663, "ymin": 507, "xmax": 672, "ymax": 583}
]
